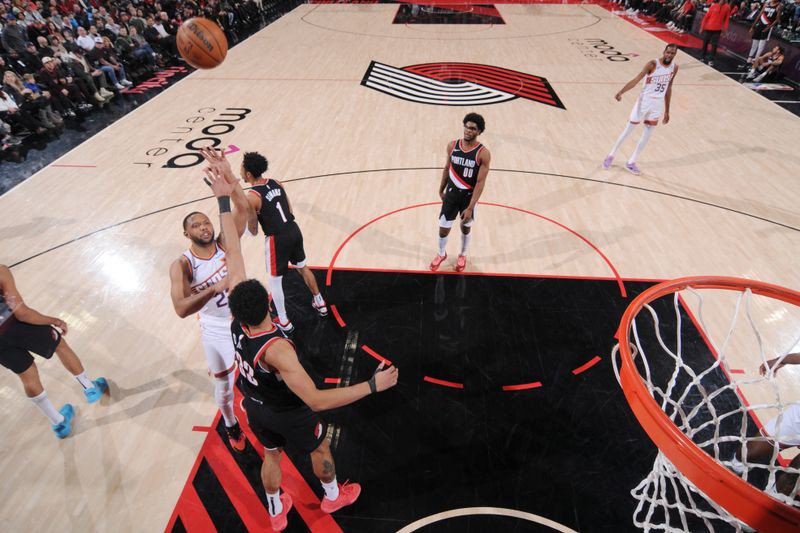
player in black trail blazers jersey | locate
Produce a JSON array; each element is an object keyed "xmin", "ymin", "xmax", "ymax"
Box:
[
  {"xmin": 202, "ymin": 166, "xmax": 399, "ymax": 532},
  {"xmin": 430, "ymin": 113, "xmax": 491, "ymax": 273},
  {"xmin": 201, "ymin": 148, "xmax": 327, "ymax": 335}
]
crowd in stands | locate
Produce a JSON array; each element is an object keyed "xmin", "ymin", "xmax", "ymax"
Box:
[
  {"xmin": 612, "ymin": 0, "xmax": 796, "ymax": 74},
  {"xmin": 0, "ymin": 0, "xmax": 267, "ymax": 159}
]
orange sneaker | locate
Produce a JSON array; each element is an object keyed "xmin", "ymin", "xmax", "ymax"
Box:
[
  {"xmin": 455, "ymin": 255, "xmax": 467, "ymax": 272},
  {"xmin": 429, "ymin": 253, "xmax": 447, "ymax": 271},
  {"xmin": 320, "ymin": 482, "xmax": 362, "ymax": 514},
  {"xmin": 226, "ymin": 422, "xmax": 246, "ymax": 452},
  {"xmin": 269, "ymin": 493, "xmax": 293, "ymax": 531}
]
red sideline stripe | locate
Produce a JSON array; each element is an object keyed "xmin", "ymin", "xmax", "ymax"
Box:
[
  {"xmin": 502, "ymin": 382, "xmax": 542, "ymax": 391},
  {"xmin": 572, "ymin": 356, "xmax": 602, "ymax": 375},
  {"xmin": 330, "ymin": 304, "xmax": 346, "ymax": 327},
  {"xmin": 204, "ymin": 430, "xmax": 273, "ymax": 531},
  {"xmin": 232, "ymin": 391, "xmax": 343, "ymax": 532},
  {"xmin": 362, "ymin": 345, "xmax": 392, "ymax": 366},
  {"xmin": 192, "ymin": 425, "xmax": 212, "ymax": 432},
  {"xmin": 728, "ymin": 369, "xmax": 745, "ymax": 374},
  {"xmin": 423, "ymin": 376, "xmax": 464, "ymax": 389},
  {"xmin": 324, "ymin": 377, "xmax": 342, "ymax": 384}
]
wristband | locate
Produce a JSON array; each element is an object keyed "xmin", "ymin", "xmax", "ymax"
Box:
[
  {"xmin": 217, "ymin": 196, "xmax": 231, "ymax": 213},
  {"xmin": 368, "ymin": 375, "xmax": 377, "ymax": 394}
]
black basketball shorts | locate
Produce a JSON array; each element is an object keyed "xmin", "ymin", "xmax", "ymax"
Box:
[
  {"xmin": 438, "ymin": 187, "xmax": 475, "ymax": 228},
  {"xmin": 265, "ymin": 221, "xmax": 307, "ymax": 277},
  {"xmin": 0, "ymin": 316, "xmax": 61, "ymax": 374},
  {"xmin": 243, "ymin": 395, "xmax": 327, "ymax": 453}
]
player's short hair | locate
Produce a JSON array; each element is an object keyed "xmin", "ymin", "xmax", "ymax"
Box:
[
  {"xmin": 664, "ymin": 43, "xmax": 678, "ymax": 51},
  {"xmin": 242, "ymin": 152, "xmax": 268, "ymax": 178},
  {"xmin": 463, "ymin": 112, "xmax": 485, "ymax": 133},
  {"xmin": 182, "ymin": 211, "xmax": 205, "ymax": 230},
  {"xmin": 229, "ymin": 279, "xmax": 270, "ymax": 326}
]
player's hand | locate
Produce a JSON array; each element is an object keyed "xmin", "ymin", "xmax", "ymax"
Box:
[
  {"xmin": 212, "ymin": 277, "xmax": 229, "ymax": 295},
  {"xmin": 461, "ymin": 207, "xmax": 473, "ymax": 223},
  {"xmin": 53, "ymin": 318, "xmax": 68, "ymax": 335},
  {"xmin": 662, "ymin": 112, "xmax": 670, "ymax": 125},
  {"xmin": 439, "ymin": 190, "xmax": 445, "ymax": 200},
  {"xmin": 200, "ymin": 147, "xmax": 235, "ymax": 182},
  {"xmin": 204, "ymin": 166, "xmax": 234, "ymax": 197},
  {"xmin": 374, "ymin": 362, "xmax": 399, "ymax": 391},
  {"xmin": 760, "ymin": 358, "xmax": 782, "ymax": 376},
  {"xmin": 614, "ymin": 92, "xmax": 622, "ymax": 102}
]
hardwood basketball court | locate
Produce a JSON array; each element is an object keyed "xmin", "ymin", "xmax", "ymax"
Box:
[{"xmin": 1, "ymin": 2, "xmax": 798, "ymax": 531}]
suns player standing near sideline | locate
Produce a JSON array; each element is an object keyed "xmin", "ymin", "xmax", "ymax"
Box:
[
  {"xmin": 202, "ymin": 148, "xmax": 327, "ymax": 334},
  {"xmin": 201, "ymin": 164, "xmax": 398, "ymax": 531},
  {"xmin": 0, "ymin": 265, "xmax": 108, "ymax": 439},
  {"xmin": 430, "ymin": 112, "xmax": 491, "ymax": 273},
  {"xmin": 603, "ymin": 43, "xmax": 679, "ymax": 176},
  {"xmin": 169, "ymin": 150, "xmax": 254, "ymax": 451}
]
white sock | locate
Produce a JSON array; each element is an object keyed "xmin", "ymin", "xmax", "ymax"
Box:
[
  {"xmin": 628, "ymin": 125, "xmax": 654, "ymax": 164},
  {"xmin": 74, "ymin": 371, "xmax": 92, "ymax": 390},
  {"xmin": 438, "ymin": 236, "xmax": 448, "ymax": 256},
  {"xmin": 266, "ymin": 490, "xmax": 283, "ymax": 516},
  {"xmin": 460, "ymin": 233, "xmax": 471, "ymax": 255},
  {"xmin": 608, "ymin": 122, "xmax": 636, "ymax": 158},
  {"xmin": 215, "ymin": 373, "xmax": 237, "ymax": 427},
  {"xmin": 268, "ymin": 275, "xmax": 288, "ymax": 323},
  {"xmin": 321, "ymin": 477, "xmax": 339, "ymax": 501},
  {"xmin": 31, "ymin": 391, "xmax": 64, "ymax": 425},
  {"xmin": 313, "ymin": 293, "xmax": 325, "ymax": 306}
]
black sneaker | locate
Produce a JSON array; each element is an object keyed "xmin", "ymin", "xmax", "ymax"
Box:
[{"xmin": 226, "ymin": 422, "xmax": 246, "ymax": 452}]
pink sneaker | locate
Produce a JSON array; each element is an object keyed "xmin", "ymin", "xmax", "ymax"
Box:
[
  {"xmin": 272, "ymin": 316, "xmax": 295, "ymax": 334},
  {"xmin": 603, "ymin": 155, "xmax": 613, "ymax": 169},
  {"xmin": 269, "ymin": 493, "xmax": 293, "ymax": 531},
  {"xmin": 429, "ymin": 252, "xmax": 447, "ymax": 271},
  {"xmin": 455, "ymin": 255, "xmax": 467, "ymax": 272},
  {"xmin": 312, "ymin": 298, "xmax": 328, "ymax": 317},
  {"xmin": 320, "ymin": 482, "xmax": 361, "ymax": 514}
]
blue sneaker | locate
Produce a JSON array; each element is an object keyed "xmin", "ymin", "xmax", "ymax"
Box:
[
  {"xmin": 84, "ymin": 377, "xmax": 108, "ymax": 404},
  {"xmin": 52, "ymin": 404, "xmax": 75, "ymax": 439}
]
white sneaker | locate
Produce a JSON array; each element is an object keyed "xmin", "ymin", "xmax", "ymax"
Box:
[
  {"xmin": 273, "ymin": 317, "xmax": 295, "ymax": 334},
  {"xmin": 312, "ymin": 299, "xmax": 328, "ymax": 317},
  {"xmin": 121, "ymin": 79, "xmax": 133, "ymax": 87},
  {"xmin": 114, "ymin": 83, "xmax": 125, "ymax": 90}
]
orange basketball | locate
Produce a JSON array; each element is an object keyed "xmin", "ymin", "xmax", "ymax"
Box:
[{"xmin": 177, "ymin": 17, "xmax": 228, "ymax": 69}]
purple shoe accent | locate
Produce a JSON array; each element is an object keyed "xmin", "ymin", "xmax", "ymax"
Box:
[
  {"xmin": 625, "ymin": 162, "xmax": 642, "ymax": 175},
  {"xmin": 602, "ymin": 155, "xmax": 613, "ymax": 169}
]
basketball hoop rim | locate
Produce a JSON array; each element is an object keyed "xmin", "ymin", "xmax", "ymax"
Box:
[{"xmin": 617, "ymin": 276, "xmax": 800, "ymax": 533}]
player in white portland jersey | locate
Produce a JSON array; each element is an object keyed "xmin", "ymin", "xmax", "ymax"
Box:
[
  {"xmin": 603, "ymin": 43, "xmax": 679, "ymax": 176},
  {"xmin": 169, "ymin": 163, "xmax": 254, "ymax": 452}
]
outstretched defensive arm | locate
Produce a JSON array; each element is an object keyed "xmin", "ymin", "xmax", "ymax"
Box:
[{"xmin": 615, "ymin": 61, "xmax": 655, "ymax": 101}]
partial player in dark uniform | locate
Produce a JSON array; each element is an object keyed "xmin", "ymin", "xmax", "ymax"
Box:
[
  {"xmin": 0, "ymin": 265, "xmax": 108, "ymax": 439},
  {"xmin": 203, "ymin": 166, "xmax": 399, "ymax": 532},
  {"xmin": 430, "ymin": 112, "xmax": 491, "ymax": 273},
  {"xmin": 202, "ymin": 148, "xmax": 327, "ymax": 334},
  {"xmin": 747, "ymin": 0, "xmax": 782, "ymax": 64}
]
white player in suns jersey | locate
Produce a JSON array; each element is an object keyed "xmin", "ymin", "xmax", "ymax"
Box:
[
  {"xmin": 603, "ymin": 43, "xmax": 679, "ymax": 176},
  {"xmin": 169, "ymin": 154, "xmax": 255, "ymax": 452}
]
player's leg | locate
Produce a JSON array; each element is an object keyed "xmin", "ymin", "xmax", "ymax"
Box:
[
  {"xmin": 265, "ymin": 234, "xmax": 293, "ymax": 333},
  {"xmin": 432, "ymin": 196, "xmax": 457, "ymax": 270},
  {"xmin": 53, "ymin": 336, "xmax": 108, "ymax": 403},
  {"xmin": 625, "ymin": 101, "xmax": 659, "ymax": 174},
  {"xmin": 605, "ymin": 101, "xmax": 642, "ymax": 168},
  {"xmin": 18, "ymin": 361, "xmax": 76, "ymax": 438},
  {"xmin": 202, "ymin": 326, "xmax": 245, "ymax": 450},
  {"xmin": 290, "ymin": 225, "xmax": 327, "ymax": 317},
  {"xmin": 775, "ymin": 454, "xmax": 800, "ymax": 496},
  {"xmin": 311, "ymin": 439, "xmax": 362, "ymax": 513},
  {"xmin": 456, "ymin": 200, "xmax": 475, "ymax": 272}
]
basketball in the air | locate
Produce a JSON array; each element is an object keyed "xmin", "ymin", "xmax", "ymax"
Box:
[{"xmin": 177, "ymin": 17, "xmax": 228, "ymax": 69}]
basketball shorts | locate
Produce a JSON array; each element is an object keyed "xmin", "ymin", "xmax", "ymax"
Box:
[
  {"xmin": 0, "ymin": 316, "xmax": 61, "ymax": 374},
  {"xmin": 762, "ymin": 402, "xmax": 800, "ymax": 446},
  {"xmin": 199, "ymin": 316, "xmax": 236, "ymax": 377},
  {"xmin": 265, "ymin": 221, "xmax": 307, "ymax": 277},
  {"xmin": 242, "ymin": 395, "xmax": 327, "ymax": 453},
  {"xmin": 751, "ymin": 23, "xmax": 771, "ymax": 41},
  {"xmin": 629, "ymin": 96, "xmax": 664, "ymax": 125},
  {"xmin": 439, "ymin": 187, "xmax": 476, "ymax": 228}
]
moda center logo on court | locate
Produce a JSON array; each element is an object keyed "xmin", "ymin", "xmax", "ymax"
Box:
[{"xmin": 361, "ymin": 61, "xmax": 565, "ymax": 109}]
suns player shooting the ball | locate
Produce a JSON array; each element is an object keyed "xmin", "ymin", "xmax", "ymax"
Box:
[
  {"xmin": 201, "ymin": 159, "xmax": 398, "ymax": 531},
  {"xmin": 603, "ymin": 43, "xmax": 679, "ymax": 176}
]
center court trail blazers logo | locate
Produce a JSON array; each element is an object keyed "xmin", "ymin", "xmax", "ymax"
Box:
[{"xmin": 361, "ymin": 61, "xmax": 565, "ymax": 109}]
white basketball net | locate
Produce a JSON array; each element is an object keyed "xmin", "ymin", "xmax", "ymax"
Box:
[{"xmin": 612, "ymin": 286, "xmax": 800, "ymax": 532}]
